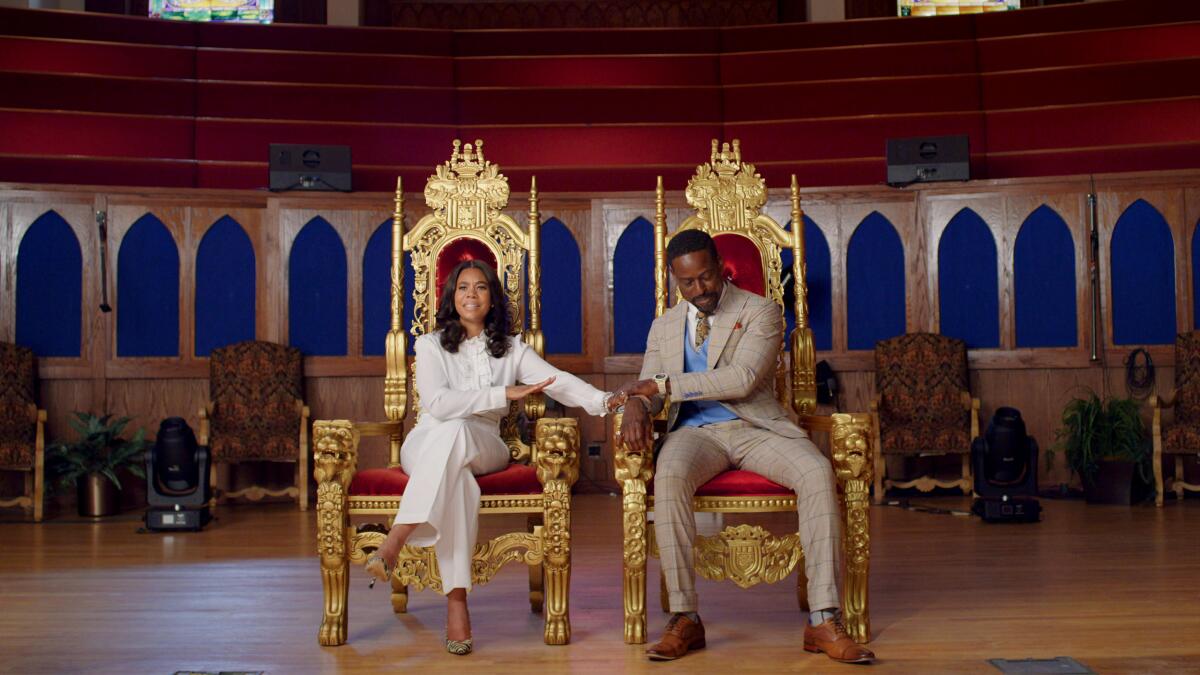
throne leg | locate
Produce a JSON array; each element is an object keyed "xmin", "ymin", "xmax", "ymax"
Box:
[
  {"xmin": 313, "ymin": 420, "xmax": 358, "ymax": 647},
  {"xmin": 831, "ymin": 413, "xmax": 872, "ymax": 644},
  {"xmin": 528, "ymin": 515, "xmax": 545, "ymax": 613},
  {"xmin": 542, "ymin": 481, "xmax": 571, "ymax": 645},
  {"xmin": 622, "ymin": 483, "xmax": 649, "ymax": 644},
  {"xmin": 960, "ymin": 453, "xmax": 973, "ymax": 498},
  {"xmin": 390, "ymin": 575, "xmax": 408, "ymax": 614}
]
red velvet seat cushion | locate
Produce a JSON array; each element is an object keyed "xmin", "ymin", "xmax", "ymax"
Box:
[
  {"xmin": 350, "ymin": 462, "xmax": 543, "ymax": 497},
  {"xmin": 646, "ymin": 470, "xmax": 793, "ymax": 497}
]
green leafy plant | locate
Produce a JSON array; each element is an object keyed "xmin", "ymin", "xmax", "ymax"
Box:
[
  {"xmin": 1048, "ymin": 391, "xmax": 1149, "ymax": 486},
  {"xmin": 46, "ymin": 412, "xmax": 148, "ymax": 491}
]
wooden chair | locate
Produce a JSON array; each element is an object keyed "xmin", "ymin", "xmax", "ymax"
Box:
[
  {"xmin": 198, "ymin": 340, "xmax": 310, "ymax": 510},
  {"xmin": 0, "ymin": 342, "xmax": 46, "ymax": 522},
  {"xmin": 1151, "ymin": 331, "xmax": 1200, "ymax": 506},
  {"xmin": 871, "ymin": 333, "xmax": 979, "ymax": 503},
  {"xmin": 313, "ymin": 140, "xmax": 581, "ymax": 647},
  {"xmin": 613, "ymin": 140, "xmax": 873, "ymax": 645}
]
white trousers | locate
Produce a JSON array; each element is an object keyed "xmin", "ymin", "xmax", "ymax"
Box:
[{"xmin": 394, "ymin": 416, "xmax": 511, "ymax": 593}]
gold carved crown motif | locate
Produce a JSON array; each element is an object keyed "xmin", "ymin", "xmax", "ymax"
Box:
[
  {"xmin": 684, "ymin": 139, "xmax": 768, "ymax": 230},
  {"xmin": 424, "ymin": 139, "xmax": 510, "ymax": 225}
]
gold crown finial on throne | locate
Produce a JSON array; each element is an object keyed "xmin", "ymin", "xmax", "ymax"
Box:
[
  {"xmin": 710, "ymin": 139, "xmax": 744, "ymax": 177},
  {"xmin": 426, "ymin": 138, "xmax": 509, "ymax": 220},
  {"xmin": 686, "ymin": 138, "xmax": 767, "ymax": 227}
]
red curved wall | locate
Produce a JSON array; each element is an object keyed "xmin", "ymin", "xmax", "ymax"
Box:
[{"xmin": 1, "ymin": 0, "xmax": 1198, "ymax": 192}]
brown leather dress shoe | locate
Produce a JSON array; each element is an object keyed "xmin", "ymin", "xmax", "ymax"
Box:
[
  {"xmin": 646, "ymin": 614, "xmax": 706, "ymax": 661},
  {"xmin": 803, "ymin": 617, "xmax": 875, "ymax": 664}
]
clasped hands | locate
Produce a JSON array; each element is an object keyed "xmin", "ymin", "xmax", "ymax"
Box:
[{"xmin": 608, "ymin": 378, "xmax": 661, "ymax": 453}]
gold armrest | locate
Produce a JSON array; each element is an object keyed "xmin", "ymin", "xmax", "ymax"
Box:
[
  {"xmin": 612, "ymin": 410, "xmax": 656, "ymax": 485},
  {"xmin": 533, "ymin": 417, "xmax": 580, "ymax": 487}
]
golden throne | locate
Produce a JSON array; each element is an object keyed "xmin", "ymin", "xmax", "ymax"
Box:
[
  {"xmin": 0, "ymin": 342, "xmax": 46, "ymax": 522},
  {"xmin": 613, "ymin": 141, "xmax": 873, "ymax": 645},
  {"xmin": 313, "ymin": 140, "xmax": 581, "ymax": 647}
]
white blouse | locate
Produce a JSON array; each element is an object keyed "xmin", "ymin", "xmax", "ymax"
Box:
[{"xmin": 413, "ymin": 332, "xmax": 608, "ymax": 426}]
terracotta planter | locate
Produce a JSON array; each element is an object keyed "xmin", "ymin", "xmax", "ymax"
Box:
[
  {"xmin": 78, "ymin": 473, "xmax": 120, "ymax": 517},
  {"xmin": 1084, "ymin": 459, "xmax": 1141, "ymax": 505}
]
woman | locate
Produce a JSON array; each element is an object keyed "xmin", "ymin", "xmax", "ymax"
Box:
[{"xmin": 365, "ymin": 259, "xmax": 621, "ymax": 655}]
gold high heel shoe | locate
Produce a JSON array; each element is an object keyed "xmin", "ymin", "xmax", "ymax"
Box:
[
  {"xmin": 365, "ymin": 553, "xmax": 390, "ymax": 589},
  {"xmin": 445, "ymin": 637, "xmax": 473, "ymax": 655}
]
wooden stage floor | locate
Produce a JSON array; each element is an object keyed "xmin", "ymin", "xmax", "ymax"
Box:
[{"xmin": 1, "ymin": 495, "xmax": 1197, "ymax": 674}]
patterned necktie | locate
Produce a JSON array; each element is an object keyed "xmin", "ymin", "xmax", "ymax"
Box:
[{"xmin": 694, "ymin": 310, "xmax": 710, "ymax": 347}]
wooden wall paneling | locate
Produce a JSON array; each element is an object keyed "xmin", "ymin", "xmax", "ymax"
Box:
[
  {"xmin": 353, "ymin": 208, "xmax": 393, "ymax": 357},
  {"xmin": 105, "ymin": 200, "xmax": 188, "ymax": 364},
  {"xmin": 260, "ymin": 198, "xmax": 283, "ymax": 342},
  {"xmin": 39, "ymin": 379, "xmax": 95, "ymax": 444},
  {"xmin": 276, "ymin": 205, "xmax": 357, "ymax": 350},
  {"xmin": 599, "ymin": 195, "xmax": 659, "ymax": 363},
  {"xmin": 1184, "ymin": 186, "xmax": 1200, "ymax": 334},
  {"xmin": 827, "ymin": 192, "xmax": 922, "ymax": 337},
  {"xmin": 1001, "ymin": 189, "xmax": 1090, "ymax": 362},
  {"xmin": 5, "ymin": 195, "xmax": 99, "ymax": 379},
  {"xmin": 189, "ymin": 205, "xmax": 266, "ymax": 354},
  {"xmin": 307, "ymin": 376, "xmax": 387, "ymax": 465},
  {"xmin": 922, "ymin": 192, "xmax": 1004, "ymax": 338},
  {"xmin": 1096, "ymin": 187, "xmax": 1184, "ymax": 357},
  {"xmin": 105, "ymin": 378, "xmax": 207, "ymax": 439},
  {"xmin": 1, "ymin": 199, "xmax": 10, "ymax": 343}
]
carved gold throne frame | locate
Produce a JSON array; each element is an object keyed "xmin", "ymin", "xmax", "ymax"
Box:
[
  {"xmin": 613, "ymin": 140, "xmax": 873, "ymax": 645},
  {"xmin": 314, "ymin": 140, "xmax": 581, "ymax": 647}
]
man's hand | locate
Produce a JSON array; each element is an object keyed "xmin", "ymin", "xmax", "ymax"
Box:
[
  {"xmin": 506, "ymin": 377, "xmax": 554, "ymax": 400},
  {"xmin": 618, "ymin": 397, "xmax": 653, "ymax": 453},
  {"xmin": 615, "ymin": 378, "xmax": 659, "ymax": 399}
]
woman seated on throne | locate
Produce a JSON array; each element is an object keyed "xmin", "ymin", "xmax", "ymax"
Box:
[{"xmin": 365, "ymin": 259, "xmax": 620, "ymax": 655}]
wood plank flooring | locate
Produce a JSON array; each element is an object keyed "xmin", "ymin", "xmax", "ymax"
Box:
[{"xmin": 1, "ymin": 496, "xmax": 1198, "ymax": 674}]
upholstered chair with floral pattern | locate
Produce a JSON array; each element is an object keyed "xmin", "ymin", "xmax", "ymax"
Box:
[
  {"xmin": 871, "ymin": 332, "xmax": 979, "ymax": 503},
  {"xmin": 0, "ymin": 342, "xmax": 45, "ymax": 521},
  {"xmin": 1151, "ymin": 331, "xmax": 1200, "ymax": 506},
  {"xmin": 199, "ymin": 340, "xmax": 309, "ymax": 510}
]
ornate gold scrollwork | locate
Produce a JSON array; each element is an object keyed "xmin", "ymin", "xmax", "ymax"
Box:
[
  {"xmin": 351, "ymin": 530, "xmax": 544, "ymax": 594},
  {"xmin": 694, "ymin": 524, "xmax": 803, "ymax": 588},
  {"xmin": 534, "ymin": 417, "xmax": 579, "ymax": 645},
  {"xmin": 314, "ymin": 420, "xmax": 359, "ymax": 647},
  {"xmin": 613, "ymin": 410, "xmax": 655, "ymax": 644},
  {"xmin": 830, "ymin": 413, "xmax": 873, "ymax": 644}
]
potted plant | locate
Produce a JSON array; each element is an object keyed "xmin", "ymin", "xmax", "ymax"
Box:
[
  {"xmin": 1048, "ymin": 391, "xmax": 1151, "ymax": 505},
  {"xmin": 46, "ymin": 413, "xmax": 149, "ymax": 517}
]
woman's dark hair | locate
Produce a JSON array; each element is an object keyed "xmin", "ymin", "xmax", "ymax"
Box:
[{"xmin": 435, "ymin": 259, "xmax": 510, "ymax": 358}]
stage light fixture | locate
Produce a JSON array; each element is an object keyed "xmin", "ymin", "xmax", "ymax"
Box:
[{"xmin": 145, "ymin": 417, "xmax": 212, "ymax": 531}]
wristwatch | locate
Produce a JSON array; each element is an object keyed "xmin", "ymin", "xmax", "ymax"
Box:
[{"xmin": 652, "ymin": 372, "xmax": 669, "ymax": 396}]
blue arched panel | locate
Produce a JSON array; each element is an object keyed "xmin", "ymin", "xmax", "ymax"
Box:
[
  {"xmin": 195, "ymin": 216, "xmax": 255, "ymax": 356},
  {"xmin": 782, "ymin": 216, "xmax": 833, "ymax": 352},
  {"xmin": 362, "ymin": 222, "xmax": 416, "ymax": 356},
  {"xmin": 613, "ymin": 217, "xmax": 655, "ymax": 354},
  {"xmin": 16, "ymin": 211, "xmax": 82, "ymax": 357},
  {"xmin": 542, "ymin": 218, "xmax": 583, "ymax": 354},
  {"xmin": 938, "ymin": 208, "xmax": 1000, "ymax": 349},
  {"xmin": 289, "ymin": 217, "xmax": 347, "ymax": 356},
  {"xmin": 1015, "ymin": 206, "xmax": 1077, "ymax": 348},
  {"xmin": 847, "ymin": 212, "xmax": 906, "ymax": 350},
  {"xmin": 117, "ymin": 214, "xmax": 179, "ymax": 357},
  {"xmin": 1112, "ymin": 200, "xmax": 1175, "ymax": 344},
  {"xmin": 1192, "ymin": 219, "xmax": 1200, "ymax": 330}
]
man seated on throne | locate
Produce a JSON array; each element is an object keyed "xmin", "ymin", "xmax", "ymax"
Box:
[{"xmin": 615, "ymin": 229, "xmax": 875, "ymax": 664}]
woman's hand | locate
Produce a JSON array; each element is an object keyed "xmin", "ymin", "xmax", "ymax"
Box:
[{"xmin": 506, "ymin": 376, "xmax": 555, "ymax": 400}]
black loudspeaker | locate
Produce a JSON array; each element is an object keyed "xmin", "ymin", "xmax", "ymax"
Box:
[
  {"xmin": 886, "ymin": 134, "xmax": 969, "ymax": 186},
  {"xmin": 269, "ymin": 143, "xmax": 352, "ymax": 192}
]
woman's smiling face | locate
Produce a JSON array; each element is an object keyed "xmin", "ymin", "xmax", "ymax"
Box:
[{"xmin": 453, "ymin": 266, "xmax": 492, "ymax": 324}]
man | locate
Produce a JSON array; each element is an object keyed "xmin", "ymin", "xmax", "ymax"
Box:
[{"xmin": 616, "ymin": 229, "xmax": 874, "ymax": 664}]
